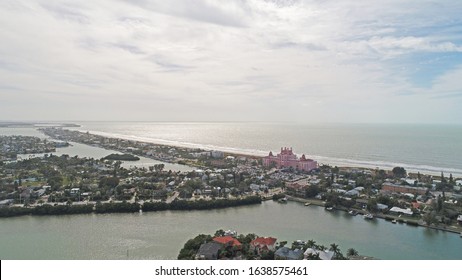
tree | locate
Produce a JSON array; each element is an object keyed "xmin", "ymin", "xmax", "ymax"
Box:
[
  {"xmin": 423, "ymin": 211, "xmax": 437, "ymax": 226},
  {"xmin": 330, "ymin": 243, "xmax": 344, "ymax": 259},
  {"xmin": 214, "ymin": 229, "xmax": 225, "ymax": 237},
  {"xmin": 367, "ymin": 198, "xmax": 378, "ymax": 213},
  {"xmin": 154, "ymin": 164, "xmax": 165, "ymax": 173},
  {"xmin": 330, "ymin": 243, "xmax": 339, "ymax": 254},
  {"xmin": 306, "ymin": 239, "xmax": 316, "ymax": 249},
  {"xmin": 305, "ymin": 185, "xmax": 319, "ymax": 198},
  {"xmin": 113, "ymin": 160, "xmax": 121, "ymax": 177},
  {"xmin": 346, "ymin": 248, "xmax": 359, "ymax": 257},
  {"xmin": 392, "ymin": 167, "xmax": 406, "ymax": 178},
  {"xmin": 437, "ymin": 195, "xmax": 443, "ymax": 212}
]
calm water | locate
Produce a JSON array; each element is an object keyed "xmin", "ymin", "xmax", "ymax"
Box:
[
  {"xmin": 71, "ymin": 122, "xmax": 462, "ymax": 176},
  {"xmin": 1, "ymin": 127, "xmax": 193, "ymax": 172},
  {"xmin": 0, "ymin": 201, "xmax": 461, "ymax": 260}
]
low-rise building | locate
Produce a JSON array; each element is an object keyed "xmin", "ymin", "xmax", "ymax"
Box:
[
  {"xmin": 250, "ymin": 237, "xmax": 277, "ymax": 254},
  {"xmin": 304, "ymin": 248, "xmax": 334, "ymax": 260},
  {"xmin": 196, "ymin": 242, "xmax": 223, "ymax": 260},
  {"xmin": 381, "ymin": 183, "xmax": 426, "ymax": 195},
  {"xmin": 274, "ymin": 247, "xmax": 303, "ymax": 260},
  {"xmin": 389, "ymin": 206, "xmax": 413, "ymax": 216},
  {"xmin": 212, "ymin": 236, "xmax": 242, "ymax": 249}
]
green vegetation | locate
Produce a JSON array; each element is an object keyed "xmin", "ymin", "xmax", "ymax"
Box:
[
  {"xmin": 169, "ymin": 196, "xmax": 261, "ymax": 210},
  {"xmin": 0, "ymin": 204, "xmax": 93, "ymax": 217},
  {"xmin": 95, "ymin": 201, "xmax": 140, "ymax": 213},
  {"xmin": 102, "ymin": 154, "xmax": 140, "ymax": 161},
  {"xmin": 178, "ymin": 230, "xmax": 359, "ymax": 260},
  {"xmin": 0, "ymin": 196, "xmax": 261, "ymax": 218},
  {"xmin": 392, "ymin": 166, "xmax": 407, "ymax": 178},
  {"xmin": 178, "ymin": 234, "xmax": 213, "ymax": 260}
]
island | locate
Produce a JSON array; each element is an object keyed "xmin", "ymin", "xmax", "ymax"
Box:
[
  {"xmin": 178, "ymin": 229, "xmax": 370, "ymax": 260},
  {"xmin": 102, "ymin": 153, "xmax": 140, "ymax": 161}
]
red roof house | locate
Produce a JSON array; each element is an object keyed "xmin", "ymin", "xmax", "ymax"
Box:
[
  {"xmin": 250, "ymin": 237, "xmax": 277, "ymax": 253},
  {"xmin": 213, "ymin": 236, "xmax": 242, "ymax": 249}
]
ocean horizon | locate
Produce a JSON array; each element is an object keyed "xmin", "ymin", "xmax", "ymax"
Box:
[{"xmin": 51, "ymin": 121, "xmax": 462, "ymax": 177}]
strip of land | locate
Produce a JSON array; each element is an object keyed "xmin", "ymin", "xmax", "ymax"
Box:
[{"xmin": 0, "ymin": 128, "xmax": 461, "ymax": 237}]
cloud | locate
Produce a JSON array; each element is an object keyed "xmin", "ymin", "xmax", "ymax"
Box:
[
  {"xmin": 0, "ymin": 0, "xmax": 462, "ymax": 123},
  {"xmin": 119, "ymin": 0, "xmax": 250, "ymax": 27}
]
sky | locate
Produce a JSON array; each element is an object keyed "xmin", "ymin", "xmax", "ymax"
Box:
[{"xmin": 1, "ymin": 0, "xmax": 462, "ymax": 123}]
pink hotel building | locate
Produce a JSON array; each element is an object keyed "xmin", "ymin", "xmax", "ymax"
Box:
[{"xmin": 262, "ymin": 147, "xmax": 318, "ymax": 172}]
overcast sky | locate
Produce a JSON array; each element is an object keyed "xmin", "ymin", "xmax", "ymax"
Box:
[{"xmin": 1, "ymin": 0, "xmax": 462, "ymax": 123}]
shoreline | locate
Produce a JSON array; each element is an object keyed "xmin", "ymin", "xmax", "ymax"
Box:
[
  {"xmin": 1, "ymin": 125, "xmax": 461, "ymax": 177},
  {"xmin": 54, "ymin": 127, "xmax": 461, "ymax": 178},
  {"xmin": 0, "ymin": 196, "xmax": 263, "ymax": 218},
  {"xmin": 68, "ymin": 127, "xmax": 462, "ymax": 178},
  {"xmin": 286, "ymin": 195, "xmax": 462, "ymax": 236}
]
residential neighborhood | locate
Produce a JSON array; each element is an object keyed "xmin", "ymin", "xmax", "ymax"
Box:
[{"xmin": 1, "ymin": 128, "xmax": 462, "ymax": 237}]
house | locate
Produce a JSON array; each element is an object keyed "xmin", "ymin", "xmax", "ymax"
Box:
[
  {"xmin": 34, "ymin": 189, "xmax": 46, "ymax": 197},
  {"xmin": 211, "ymin": 151, "xmax": 224, "ymax": 159},
  {"xmin": 376, "ymin": 203, "xmax": 389, "ymax": 211},
  {"xmin": 304, "ymin": 248, "xmax": 335, "ymax": 260},
  {"xmin": 196, "ymin": 242, "xmax": 223, "ymax": 260},
  {"xmin": 70, "ymin": 188, "xmax": 80, "ymax": 195},
  {"xmin": 250, "ymin": 237, "xmax": 277, "ymax": 254},
  {"xmin": 345, "ymin": 189, "xmax": 359, "ymax": 197},
  {"xmin": 389, "ymin": 206, "xmax": 413, "ymax": 216},
  {"xmin": 0, "ymin": 199, "xmax": 14, "ymax": 207},
  {"xmin": 274, "ymin": 247, "xmax": 303, "ymax": 260},
  {"xmin": 286, "ymin": 182, "xmax": 308, "ymax": 197},
  {"xmin": 212, "ymin": 236, "xmax": 242, "ymax": 249}
]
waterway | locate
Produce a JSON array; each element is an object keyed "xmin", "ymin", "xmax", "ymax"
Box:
[
  {"xmin": 0, "ymin": 201, "xmax": 461, "ymax": 260},
  {"xmin": 1, "ymin": 126, "xmax": 462, "ymax": 260},
  {"xmin": 2, "ymin": 127, "xmax": 193, "ymax": 172}
]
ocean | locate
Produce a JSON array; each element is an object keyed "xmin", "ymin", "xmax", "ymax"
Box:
[{"xmin": 66, "ymin": 122, "xmax": 462, "ymax": 177}]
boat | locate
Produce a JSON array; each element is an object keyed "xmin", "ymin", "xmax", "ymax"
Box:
[
  {"xmin": 325, "ymin": 207, "xmax": 334, "ymax": 211},
  {"xmin": 363, "ymin": 213, "xmax": 374, "ymax": 220},
  {"xmin": 392, "ymin": 219, "xmax": 397, "ymax": 224},
  {"xmin": 304, "ymin": 202, "xmax": 311, "ymax": 206},
  {"xmin": 278, "ymin": 197, "xmax": 288, "ymax": 203}
]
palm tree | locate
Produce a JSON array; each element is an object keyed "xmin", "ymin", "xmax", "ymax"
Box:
[
  {"xmin": 330, "ymin": 243, "xmax": 345, "ymax": 259},
  {"xmin": 346, "ymin": 248, "xmax": 359, "ymax": 258},
  {"xmin": 330, "ymin": 243, "xmax": 339, "ymax": 253},
  {"xmin": 306, "ymin": 239, "xmax": 316, "ymax": 248}
]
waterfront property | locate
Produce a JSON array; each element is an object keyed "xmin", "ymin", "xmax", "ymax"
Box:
[
  {"xmin": 196, "ymin": 242, "xmax": 222, "ymax": 260},
  {"xmin": 212, "ymin": 236, "xmax": 242, "ymax": 249},
  {"xmin": 262, "ymin": 147, "xmax": 317, "ymax": 172},
  {"xmin": 274, "ymin": 247, "xmax": 304, "ymax": 260},
  {"xmin": 250, "ymin": 237, "xmax": 277, "ymax": 254},
  {"xmin": 304, "ymin": 248, "xmax": 335, "ymax": 260}
]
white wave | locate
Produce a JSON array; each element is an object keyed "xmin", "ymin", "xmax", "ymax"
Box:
[{"xmin": 73, "ymin": 128, "xmax": 462, "ymax": 177}]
